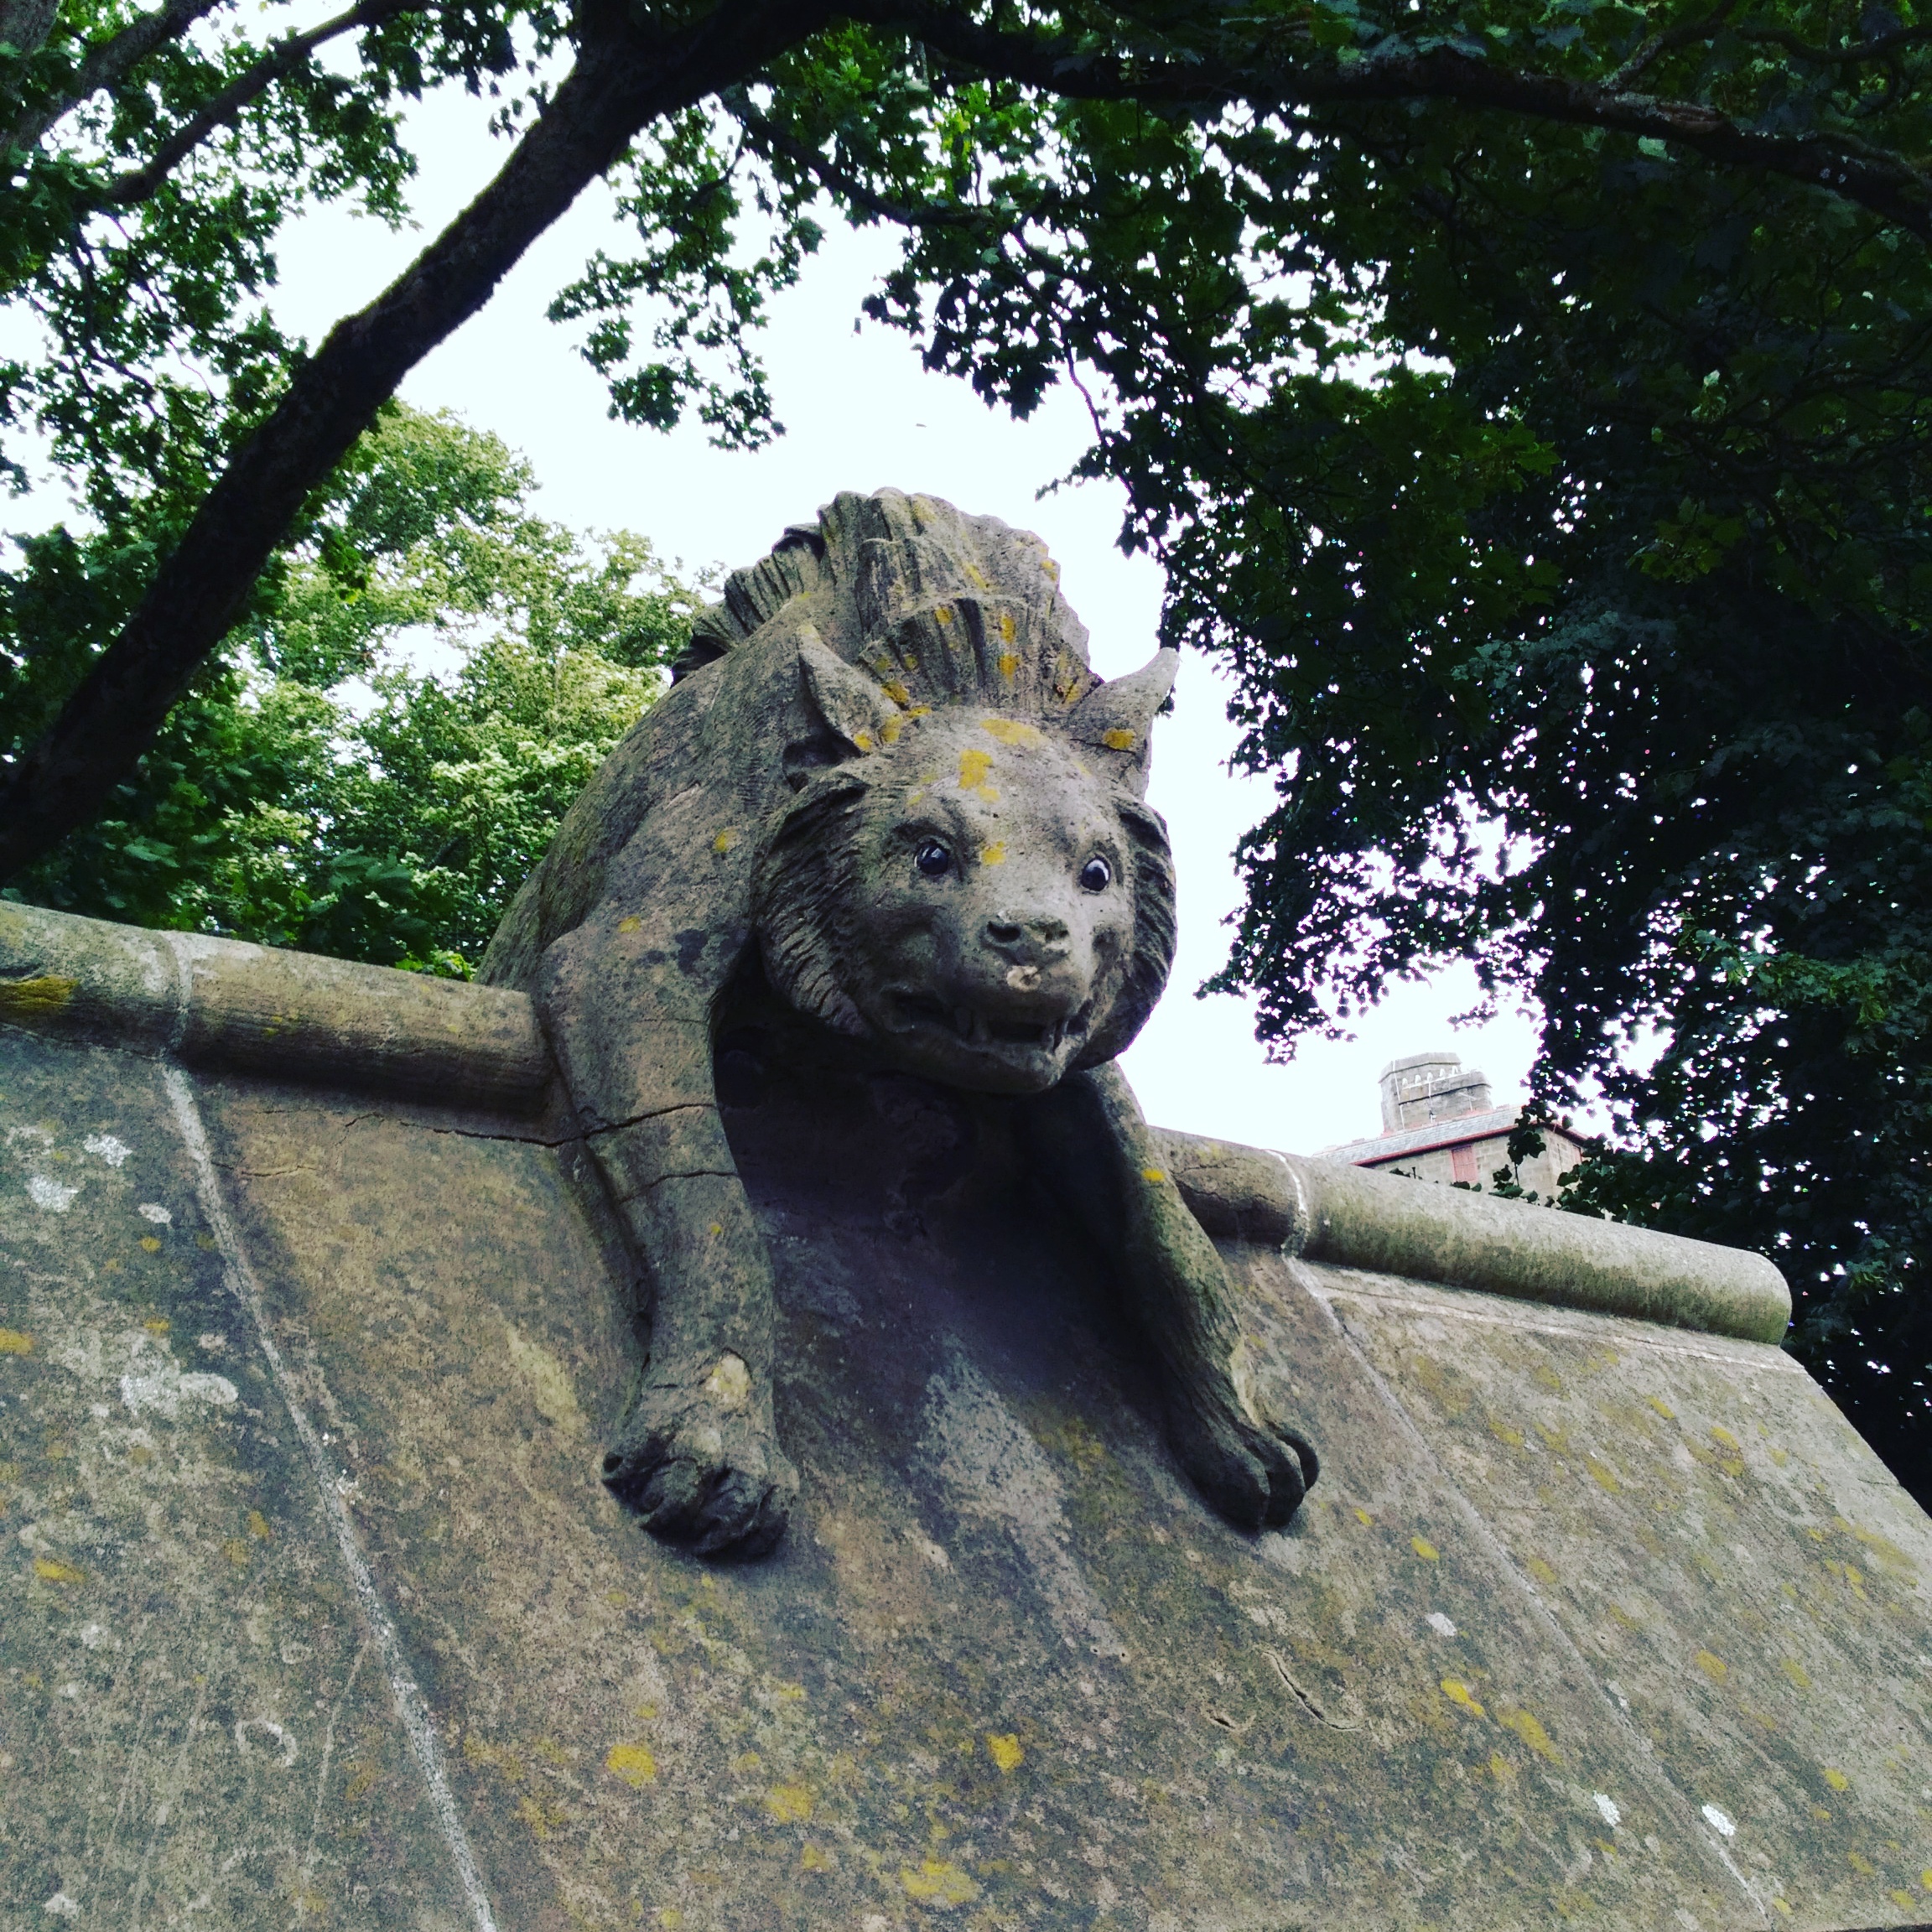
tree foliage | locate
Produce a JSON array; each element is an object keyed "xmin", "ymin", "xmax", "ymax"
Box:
[
  {"xmin": 3, "ymin": 404, "xmax": 694, "ymax": 968},
  {"xmin": 2, "ymin": 0, "xmax": 1929, "ymax": 1491}
]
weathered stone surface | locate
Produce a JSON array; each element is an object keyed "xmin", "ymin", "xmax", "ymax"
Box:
[{"xmin": 4, "ymin": 997, "xmax": 1929, "ymax": 1931}]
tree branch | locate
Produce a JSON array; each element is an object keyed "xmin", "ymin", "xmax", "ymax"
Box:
[
  {"xmin": 101, "ymin": 0, "xmax": 420, "ymax": 206},
  {"xmin": 0, "ymin": 0, "xmax": 827, "ymax": 882},
  {"xmin": 5, "ymin": 0, "xmax": 223, "ymax": 154},
  {"xmin": 1732, "ymin": 20, "xmax": 1932, "ymax": 67},
  {"xmin": 721, "ymin": 87, "xmax": 989, "ymax": 230},
  {"xmin": 1604, "ymin": 0, "xmax": 1742, "ymax": 92},
  {"xmin": 865, "ymin": 0, "xmax": 1932, "ymax": 241}
]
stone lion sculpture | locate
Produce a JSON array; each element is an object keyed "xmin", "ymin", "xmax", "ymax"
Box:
[{"xmin": 482, "ymin": 488, "xmax": 1317, "ymax": 1556}]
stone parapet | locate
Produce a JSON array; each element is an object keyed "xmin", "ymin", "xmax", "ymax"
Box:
[{"xmin": 4, "ymin": 905, "xmax": 1909, "ymax": 1932}]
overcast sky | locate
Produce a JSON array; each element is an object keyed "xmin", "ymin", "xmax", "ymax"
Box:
[{"xmin": 187, "ymin": 86, "xmax": 1549, "ymax": 1150}]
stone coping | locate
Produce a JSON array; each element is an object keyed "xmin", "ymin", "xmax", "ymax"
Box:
[
  {"xmin": 1159, "ymin": 1131, "xmax": 1792, "ymax": 1347},
  {"xmin": 0, "ymin": 899, "xmax": 549, "ymax": 1115},
  {"xmin": 0, "ymin": 899, "xmax": 1790, "ymax": 1344}
]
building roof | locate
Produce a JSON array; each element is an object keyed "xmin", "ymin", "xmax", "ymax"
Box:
[{"xmin": 1321, "ymin": 1103, "xmax": 1536, "ymax": 1167}]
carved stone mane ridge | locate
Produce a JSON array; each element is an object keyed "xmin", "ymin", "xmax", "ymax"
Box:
[{"xmin": 677, "ymin": 487, "xmax": 1103, "ymax": 719}]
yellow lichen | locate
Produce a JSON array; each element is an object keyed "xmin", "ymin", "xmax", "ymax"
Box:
[
  {"xmin": 574, "ymin": 1741, "xmax": 626, "ymax": 1795},
  {"xmin": 1140, "ymin": 1166, "xmax": 1166, "ymax": 1184},
  {"xmin": 1497, "ymin": 1706, "xmax": 1561, "ymax": 1764},
  {"xmin": 986, "ymin": 1733, "xmax": 1024, "ymax": 1773},
  {"xmin": 618, "ymin": 916, "xmax": 642, "ymax": 934},
  {"xmin": 1411, "ymin": 1536, "xmax": 1440, "ymax": 1562},
  {"xmin": 997, "ymin": 652, "xmax": 1021, "ymax": 678},
  {"xmin": 1525, "ymin": 1555, "xmax": 1558, "ymax": 1586},
  {"xmin": 766, "ymin": 1784, "xmax": 813, "ymax": 1822},
  {"xmin": 515, "ymin": 1794, "xmax": 567, "ymax": 1840},
  {"xmin": 1441, "ymin": 1680, "xmax": 1485, "ymax": 1716},
  {"xmin": 980, "ymin": 717, "xmax": 1043, "ymax": 745},
  {"xmin": 32, "ymin": 1557, "xmax": 84, "ymax": 1585},
  {"xmin": 1781, "ymin": 1655, "xmax": 1811, "ymax": 1690},
  {"xmin": 1102, "ymin": 729, "xmax": 1137, "ymax": 751},
  {"xmin": 0, "ymin": 974, "xmax": 77, "ymax": 1020},
  {"xmin": 1647, "ymin": 1395, "xmax": 1675, "ymax": 1420},
  {"xmin": 957, "ymin": 748, "xmax": 996, "ymax": 797},
  {"xmin": 1848, "ymin": 1523, "xmax": 1920, "ymax": 1576},
  {"xmin": 979, "ymin": 842, "xmax": 1007, "ymax": 866},
  {"xmin": 1694, "ymin": 1649, "xmax": 1728, "ymax": 1683},
  {"xmin": 0, "ymin": 1329, "xmax": 32, "ymax": 1355},
  {"xmin": 1823, "ymin": 1766, "xmax": 1851, "ymax": 1791},
  {"xmin": 900, "ymin": 1859, "xmax": 979, "ymax": 1906},
  {"xmin": 713, "ymin": 828, "xmax": 740, "ymax": 854}
]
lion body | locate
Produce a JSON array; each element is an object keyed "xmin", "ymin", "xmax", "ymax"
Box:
[{"xmin": 480, "ymin": 490, "xmax": 1315, "ymax": 1555}]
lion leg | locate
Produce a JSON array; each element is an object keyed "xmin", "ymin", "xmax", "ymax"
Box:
[
  {"xmin": 539, "ymin": 902, "xmax": 797, "ymax": 1558},
  {"xmin": 1021, "ymin": 1064, "xmax": 1317, "ymax": 1530}
]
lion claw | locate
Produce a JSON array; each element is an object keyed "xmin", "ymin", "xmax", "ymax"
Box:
[
  {"xmin": 1166, "ymin": 1379, "xmax": 1318, "ymax": 1533},
  {"xmin": 603, "ymin": 1384, "xmax": 798, "ymax": 1558}
]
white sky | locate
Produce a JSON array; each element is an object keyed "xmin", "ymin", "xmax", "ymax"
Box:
[{"xmin": 257, "ymin": 87, "xmax": 1543, "ymax": 1152}]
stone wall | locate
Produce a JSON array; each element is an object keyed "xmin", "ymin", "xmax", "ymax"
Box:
[{"xmin": 2, "ymin": 902, "xmax": 1927, "ymax": 1932}]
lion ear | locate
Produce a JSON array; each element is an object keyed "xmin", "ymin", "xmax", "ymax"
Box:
[
  {"xmin": 1065, "ymin": 644, "xmax": 1177, "ymax": 797},
  {"xmin": 797, "ymin": 633, "xmax": 900, "ymax": 758}
]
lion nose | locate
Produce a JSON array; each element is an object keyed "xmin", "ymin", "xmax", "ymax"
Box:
[{"xmin": 984, "ymin": 914, "xmax": 1070, "ymax": 959}]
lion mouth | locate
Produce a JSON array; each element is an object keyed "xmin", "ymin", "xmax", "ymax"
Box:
[{"xmin": 891, "ymin": 991, "xmax": 1088, "ymax": 1054}]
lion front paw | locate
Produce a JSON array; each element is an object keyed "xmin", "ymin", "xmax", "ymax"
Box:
[
  {"xmin": 1165, "ymin": 1363, "xmax": 1318, "ymax": 1533},
  {"xmin": 602, "ymin": 1357, "xmax": 798, "ymax": 1558}
]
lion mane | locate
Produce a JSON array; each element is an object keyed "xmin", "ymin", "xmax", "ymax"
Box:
[{"xmin": 689, "ymin": 490, "xmax": 1179, "ymax": 1067}]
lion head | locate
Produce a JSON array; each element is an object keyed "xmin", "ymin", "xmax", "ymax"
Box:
[{"xmin": 698, "ymin": 490, "xmax": 1180, "ymax": 1095}]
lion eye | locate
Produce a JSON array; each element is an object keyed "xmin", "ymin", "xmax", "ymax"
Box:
[
  {"xmin": 915, "ymin": 839, "xmax": 953, "ymax": 879},
  {"xmin": 1079, "ymin": 856, "xmax": 1113, "ymax": 892}
]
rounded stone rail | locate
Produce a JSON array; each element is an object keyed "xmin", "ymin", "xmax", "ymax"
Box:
[
  {"xmin": 0, "ymin": 899, "xmax": 551, "ymax": 1114},
  {"xmin": 1156, "ymin": 1128, "xmax": 1792, "ymax": 1344},
  {"xmin": 1, "ymin": 900, "xmax": 1789, "ymax": 1338}
]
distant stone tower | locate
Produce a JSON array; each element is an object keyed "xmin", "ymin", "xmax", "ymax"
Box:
[{"xmin": 1324, "ymin": 1051, "xmax": 1581, "ymax": 1194}]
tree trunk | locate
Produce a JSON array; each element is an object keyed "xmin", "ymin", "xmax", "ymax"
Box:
[{"xmin": 0, "ymin": 0, "xmax": 822, "ymax": 886}]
